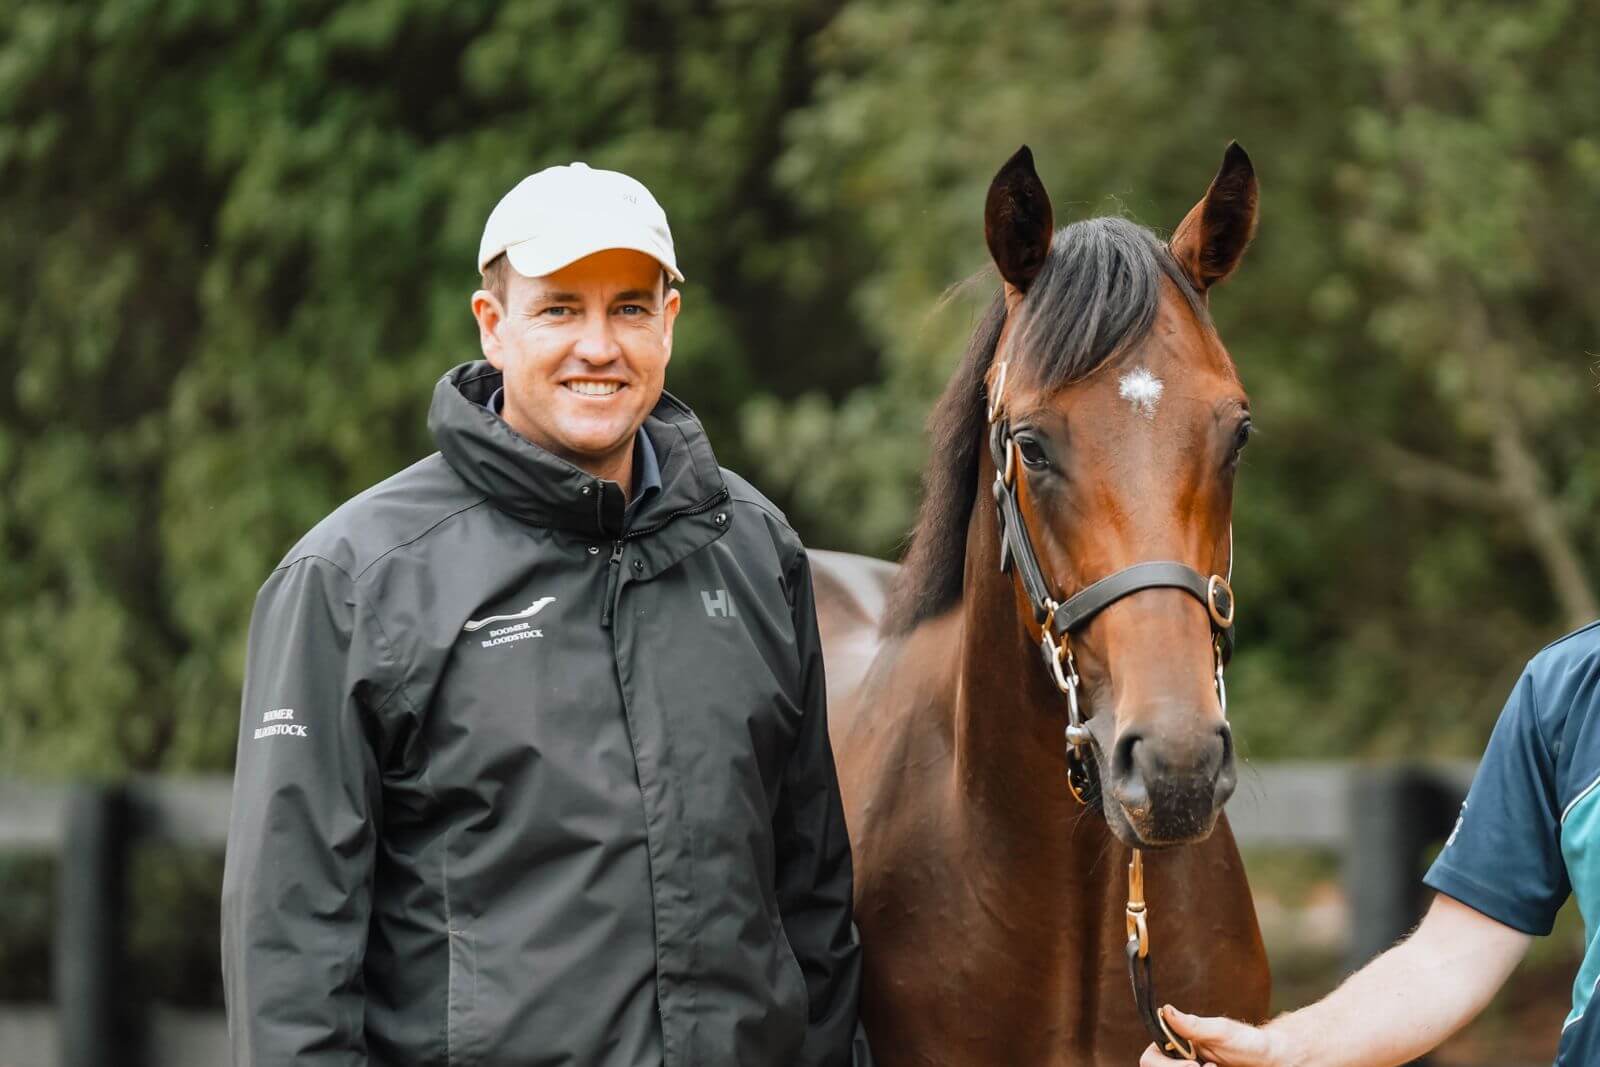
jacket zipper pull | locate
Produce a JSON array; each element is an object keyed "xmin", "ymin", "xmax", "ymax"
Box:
[{"xmin": 600, "ymin": 540, "xmax": 624, "ymax": 628}]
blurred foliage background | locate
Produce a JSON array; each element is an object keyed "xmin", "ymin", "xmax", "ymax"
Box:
[
  {"xmin": 2, "ymin": 0, "xmax": 1599, "ymax": 1049},
  {"xmin": 8, "ymin": 0, "xmax": 1600, "ymax": 776}
]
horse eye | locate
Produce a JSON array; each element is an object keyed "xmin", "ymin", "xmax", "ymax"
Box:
[
  {"xmin": 1233, "ymin": 420, "xmax": 1253, "ymax": 453},
  {"xmin": 1016, "ymin": 436, "xmax": 1049, "ymax": 468}
]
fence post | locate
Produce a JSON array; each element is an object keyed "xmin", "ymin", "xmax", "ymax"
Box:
[
  {"xmin": 54, "ymin": 783, "xmax": 141, "ymax": 1067},
  {"xmin": 1342, "ymin": 766, "xmax": 1464, "ymax": 1067}
]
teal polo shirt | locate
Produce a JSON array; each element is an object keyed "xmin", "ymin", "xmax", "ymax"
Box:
[{"xmin": 1427, "ymin": 621, "xmax": 1600, "ymax": 1065}]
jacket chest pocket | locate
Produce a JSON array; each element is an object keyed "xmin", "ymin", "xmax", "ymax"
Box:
[
  {"xmin": 630, "ymin": 572, "xmax": 804, "ymax": 808},
  {"xmin": 425, "ymin": 612, "xmax": 637, "ymax": 830}
]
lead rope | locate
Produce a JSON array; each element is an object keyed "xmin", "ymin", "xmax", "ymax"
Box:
[
  {"xmin": 1122, "ymin": 539, "xmax": 1232, "ymax": 1061},
  {"xmin": 1126, "ymin": 851, "xmax": 1198, "ymax": 1060}
]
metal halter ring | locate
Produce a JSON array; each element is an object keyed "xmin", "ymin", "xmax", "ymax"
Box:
[
  {"xmin": 1214, "ymin": 644, "xmax": 1229, "ymax": 718},
  {"xmin": 1206, "ymin": 574, "xmax": 1235, "ymax": 629},
  {"xmin": 1126, "ymin": 903, "xmax": 1149, "ymax": 960},
  {"xmin": 987, "ymin": 360, "xmax": 1009, "ymax": 423},
  {"xmin": 1043, "ymin": 630, "xmax": 1077, "ymax": 696},
  {"xmin": 1066, "ymin": 751, "xmax": 1094, "ymax": 805},
  {"xmin": 1042, "ymin": 627, "xmax": 1075, "ymax": 695},
  {"xmin": 1045, "ymin": 641, "xmax": 1091, "ymax": 750}
]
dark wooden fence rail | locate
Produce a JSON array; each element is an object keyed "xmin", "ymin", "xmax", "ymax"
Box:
[{"xmin": 0, "ymin": 763, "xmax": 1476, "ymax": 1067}]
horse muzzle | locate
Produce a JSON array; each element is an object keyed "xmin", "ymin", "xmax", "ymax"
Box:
[{"xmin": 1102, "ymin": 720, "xmax": 1235, "ymax": 847}]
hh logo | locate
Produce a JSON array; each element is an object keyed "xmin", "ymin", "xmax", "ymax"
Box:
[{"xmin": 701, "ymin": 589, "xmax": 737, "ymax": 618}]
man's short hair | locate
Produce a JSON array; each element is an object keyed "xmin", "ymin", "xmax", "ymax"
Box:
[
  {"xmin": 481, "ymin": 252, "xmax": 515, "ymax": 311},
  {"xmin": 479, "ymin": 253, "xmax": 672, "ymax": 312}
]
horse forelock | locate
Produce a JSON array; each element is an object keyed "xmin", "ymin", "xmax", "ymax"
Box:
[{"xmin": 881, "ymin": 216, "xmax": 1207, "ymax": 637}]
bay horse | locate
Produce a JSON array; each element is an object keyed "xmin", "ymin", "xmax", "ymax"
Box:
[{"xmin": 813, "ymin": 144, "xmax": 1270, "ymax": 1065}]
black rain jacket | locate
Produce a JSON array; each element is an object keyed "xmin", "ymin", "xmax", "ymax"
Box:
[{"xmin": 220, "ymin": 360, "xmax": 872, "ymax": 1067}]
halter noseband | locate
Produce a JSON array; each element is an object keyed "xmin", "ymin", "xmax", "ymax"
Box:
[{"xmin": 986, "ymin": 355, "xmax": 1236, "ymax": 1061}]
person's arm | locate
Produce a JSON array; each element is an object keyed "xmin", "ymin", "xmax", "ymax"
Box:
[
  {"xmin": 220, "ymin": 556, "xmax": 390, "ymax": 1066},
  {"xmin": 1140, "ymin": 892, "xmax": 1531, "ymax": 1067},
  {"xmin": 1144, "ymin": 664, "xmax": 1564, "ymax": 1067},
  {"xmin": 774, "ymin": 544, "xmax": 875, "ymax": 1067}
]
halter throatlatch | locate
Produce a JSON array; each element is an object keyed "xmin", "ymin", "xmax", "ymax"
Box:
[{"xmin": 987, "ymin": 357, "xmax": 1236, "ymax": 1061}]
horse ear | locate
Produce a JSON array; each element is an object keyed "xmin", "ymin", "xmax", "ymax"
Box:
[
  {"xmin": 985, "ymin": 145, "xmax": 1054, "ymax": 295},
  {"xmin": 1170, "ymin": 141, "xmax": 1258, "ymax": 292}
]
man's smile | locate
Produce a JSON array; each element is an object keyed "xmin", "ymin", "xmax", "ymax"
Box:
[{"xmin": 564, "ymin": 379, "xmax": 624, "ymax": 397}]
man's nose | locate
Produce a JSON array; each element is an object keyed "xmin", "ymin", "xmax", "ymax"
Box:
[{"xmin": 573, "ymin": 313, "xmax": 621, "ymax": 363}]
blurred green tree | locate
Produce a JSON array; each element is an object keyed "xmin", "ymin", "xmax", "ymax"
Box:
[
  {"xmin": 2, "ymin": 0, "xmax": 1598, "ymax": 774},
  {"xmin": 0, "ymin": 0, "xmax": 876, "ymax": 772},
  {"xmin": 759, "ymin": 0, "xmax": 1600, "ymax": 758}
]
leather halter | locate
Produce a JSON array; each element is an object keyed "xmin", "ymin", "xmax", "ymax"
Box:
[{"xmin": 986, "ymin": 356, "xmax": 1235, "ymax": 1062}]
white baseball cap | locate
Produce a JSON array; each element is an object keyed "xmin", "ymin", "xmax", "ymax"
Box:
[{"xmin": 477, "ymin": 162, "xmax": 683, "ymax": 283}]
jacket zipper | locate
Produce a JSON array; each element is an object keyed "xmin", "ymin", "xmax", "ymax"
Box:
[
  {"xmin": 600, "ymin": 540, "xmax": 625, "ymax": 627},
  {"xmin": 598, "ymin": 487, "xmax": 730, "ymax": 629}
]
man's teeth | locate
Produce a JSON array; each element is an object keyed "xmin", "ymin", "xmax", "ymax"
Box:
[{"xmin": 566, "ymin": 381, "xmax": 621, "ymax": 396}]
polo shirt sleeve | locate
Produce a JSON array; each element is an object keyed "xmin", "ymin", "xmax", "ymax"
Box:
[{"xmin": 1424, "ymin": 668, "xmax": 1570, "ymax": 935}]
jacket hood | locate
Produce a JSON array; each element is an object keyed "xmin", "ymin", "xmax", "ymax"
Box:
[{"xmin": 430, "ymin": 360, "xmax": 727, "ymax": 538}]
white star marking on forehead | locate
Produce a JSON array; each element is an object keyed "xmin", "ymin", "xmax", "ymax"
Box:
[{"xmin": 1118, "ymin": 367, "xmax": 1164, "ymax": 419}]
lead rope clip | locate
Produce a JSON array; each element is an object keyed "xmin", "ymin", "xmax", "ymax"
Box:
[
  {"xmin": 1128, "ymin": 851, "xmax": 1198, "ymax": 1061},
  {"xmin": 1126, "ymin": 850, "xmax": 1149, "ymax": 959}
]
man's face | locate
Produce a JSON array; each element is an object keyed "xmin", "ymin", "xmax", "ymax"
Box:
[{"xmin": 472, "ymin": 248, "xmax": 680, "ymax": 474}]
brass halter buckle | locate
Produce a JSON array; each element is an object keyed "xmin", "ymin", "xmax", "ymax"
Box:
[{"xmin": 1206, "ymin": 574, "xmax": 1235, "ymax": 629}]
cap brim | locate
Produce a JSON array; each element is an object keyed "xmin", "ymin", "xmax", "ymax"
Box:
[{"xmin": 502, "ymin": 222, "xmax": 684, "ymax": 283}]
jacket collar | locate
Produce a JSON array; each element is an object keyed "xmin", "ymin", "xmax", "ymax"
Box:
[{"xmin": 430, "ymin": 360, "xmax": 727, "ymax": 539}]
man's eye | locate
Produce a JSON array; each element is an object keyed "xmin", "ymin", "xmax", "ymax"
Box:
[
  {"xmin": 542, "ymin": 306, "xmax": 572, "ymax": 317},
  {"xmin": 618, "ymin": 304, "xmax": 648, "ymax": 316}
]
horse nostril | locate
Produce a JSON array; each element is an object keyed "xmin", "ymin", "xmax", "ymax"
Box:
[
  {"xmin": 1213, "ymin": 723, "xmax": 1238, "ymax": 806},
  {"xmin": 1112, "ymin": 730, "xmax": 1142, "ymax": 779},
  {"xmin": 1216, "ymin": 723, "xmax": 1234, "ymax": 770},
  {"xmin": 1111, "ymin": 730, "xmax": 1149, "ymax": 808}
]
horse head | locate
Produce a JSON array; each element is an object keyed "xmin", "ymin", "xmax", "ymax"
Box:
[{"xmin": 981, "ymin": 143, "xmax": 1258, "ymax": 848}]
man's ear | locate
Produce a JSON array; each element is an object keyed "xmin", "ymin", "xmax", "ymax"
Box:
[
  {"xmin": 660, "ymin": 287, "xmax": 681, "ymax": 367},
  {"xmin": 1169, "ymin": 141, "xmax": 1258, "ymax": 293},
  {"xmin": 471, "ymin": 289, "xmax": 507, "ymax": 369}
]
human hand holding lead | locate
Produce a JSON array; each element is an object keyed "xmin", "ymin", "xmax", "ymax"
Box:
[{"xmin": 1138, "ymin": 1005, "xmax": 1287, "ymax": 1067}]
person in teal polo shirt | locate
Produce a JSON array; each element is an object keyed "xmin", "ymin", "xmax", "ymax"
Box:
[{"xmin": 1141, "ymin": 622, "xmax": 1600, "ymax": 1067}]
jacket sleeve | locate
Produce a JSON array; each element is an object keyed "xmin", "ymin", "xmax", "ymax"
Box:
[
  {"xmin": 775, "ymin": 544, "xmax": 875, "ymax": 1067},
  {"xmin": 221, "ymin": 556, "xmax": 390, "ymax": 1066}
]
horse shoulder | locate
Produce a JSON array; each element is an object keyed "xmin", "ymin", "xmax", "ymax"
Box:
[{"xmin": 809, "ymin": 548, "xmax": 898, "ymax": 727}]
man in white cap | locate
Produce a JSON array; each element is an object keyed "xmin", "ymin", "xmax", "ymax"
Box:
[{"xmin": 222, "ymin": 162, "xmax": 873, "ymax": 1067}]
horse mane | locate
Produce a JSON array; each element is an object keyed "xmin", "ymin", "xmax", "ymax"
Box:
[{"xmin": 880, "ymin": 215, "xmax": 1205, "ymax": 636}]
